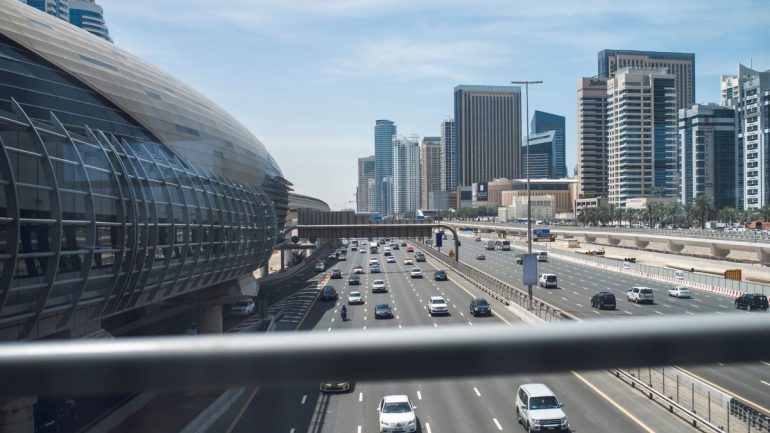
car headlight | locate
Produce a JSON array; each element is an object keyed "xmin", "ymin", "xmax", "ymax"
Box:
[
  {"xmin": 408, "ymin": 419, "xmax": 417, "ymax": 426},
  {"xmin": 532, "ymin": 419, "xmax": 540, "ymax": 425},
  {"xmin": 561, "ymin": 417, "xmax": 568, "ymax": 424},
  {"xmin": 380, "ymin": 420, "xmax": 388, "ymax": 425}
]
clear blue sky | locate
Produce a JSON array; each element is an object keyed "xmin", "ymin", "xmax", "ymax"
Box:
[{"xmin": 102, "ymin": 0, "xmax": 769, "ymax": 210}]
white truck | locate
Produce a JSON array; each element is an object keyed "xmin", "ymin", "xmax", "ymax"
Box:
[{"xmin": 485, "ymin": 240, "xmax": 495, "ymax": 250}]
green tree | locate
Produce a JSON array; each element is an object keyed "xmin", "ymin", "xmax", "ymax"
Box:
[
  {"xmin": 693, "ymin": 194, "xmax": 714, "ymax": 229},
  {"xmin": 758, "ymin": 206, "xmax": 770, "ymax": 222}
]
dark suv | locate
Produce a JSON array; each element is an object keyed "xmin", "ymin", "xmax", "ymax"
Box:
[
  {"xmin": 415, "ymin": 253, "xmax": 426, "ymax": 262},
  {"xmin": 320, "ymin": 286, "xmax": 338, "ymax": 301},
  {"xmin": 591, "ymin": 292, "xmax": 616, "ymax": 310},
  {"xmin": 434, "ymin": 270, "xmax": 448, "ymax": 281},
  {"xmin": 735, "ymin": 293, "xmax": 769, "ymax": 311},
  {"xmin": 470, "ymin": 298, "xmax": 492, "ymax": 316},
  {"xmin": 330, "ymin": 268, "xmax": 342, "ymax": 279}
]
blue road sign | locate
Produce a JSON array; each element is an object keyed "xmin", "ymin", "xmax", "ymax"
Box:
[
  {"xmin": 370, "ymin": 214, "xmax": 382, "ymax": 222},
  {"xmin": 435, "ymin": 233, "xmax": 443, "ymax": 247}
]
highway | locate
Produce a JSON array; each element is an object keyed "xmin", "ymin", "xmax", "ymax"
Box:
[
  {"xmin": 442, "ymin": 232, "xmax": 770, "ymax": 413},
  {"xmin": 227, "ymin": 241, "xmax": 697, "ymax": 432}
]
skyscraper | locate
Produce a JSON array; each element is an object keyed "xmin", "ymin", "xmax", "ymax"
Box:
[
  {"xmin": 721, "ymin": 65, "xmax": 770, "ymax": 210},
  {"xmin": 374, "ymin": 119, "xmax": 397, "ymax": 215},
  {"xmin": 607, "ymin": 68, "xmax": 678, "ymax": 207},
  {"xmin": 577, "ymin": 77, "xmax": 608, "ymax": 198},
  {"xmin": 440, "ymin": 118, "xmax": 456, "ymax": 192},
  {"xmin": 454, "ymin": 85, "xmax": 521, "ymax": 186},
  {"xmin": 678, "ymin": 104, "xmax": 737, "ymax": 209},
  {"xmin": 392, "ymin": 136, "xmax": 421, "ymax": 215},
  {"xmin": 20, "ymin": 0, "xmax": 111, "ymax": 41},
  {"xmin": 357, "ymin": 155, "xmax": 375, "ymax": 212},
  {"xmin": 598, "ymin": 49, "xmax": 694, "ymax": 110},
  {"xmin": 522, "ymin": 131, "xmax": 556, "ymax": 179},
  {"xmin": 530, "ymin": 110, "xmax": 567, "ymax": 178},
  {"xmin": 420, "ymin": 137, "xmax": 442, "ymax": 209}
]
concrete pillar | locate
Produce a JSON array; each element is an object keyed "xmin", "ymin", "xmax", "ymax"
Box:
[
  {"xmin": 0, "ymin": 397, "xmax": 37, "ymax": 433},
  {"xmin": 584, "ymin": 235, "xmax": 596, "ymax": 243},
  {"xmin": 607, "ymin": 237, "xmax": 621, "ymax": 246},
  {"xmin": 634, "ymin": 239, "xmax": 649, "ymax": 249},
  {"xmin": 198, "ymin": 304, "xmax": 223, "ymax": 334},
  {"xmin": 758, "ymin": 247, "xmax": 770, "ymax": 264},
  {"xmin": 667, "ymin": 241, "xmax": 685, "ymax": 253},
  {"xmin": 710, "ymin": 244, "xmax": 730, "ymax": 258},
  {"xmin": 280, "ymin": 249, "xmax": 285, "ymax": 271}
]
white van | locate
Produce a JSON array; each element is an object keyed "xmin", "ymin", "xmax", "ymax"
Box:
[
  {"xmin": 516, "ymin": 383, "xmax": 569, "ymax": 432},
  {"xmin": 537, "ymin": 251, "xmax": 548, "ymax": 262},
  {"xmin": 538, "ymin": 274, "xmax": 558, "ymax": 288}
]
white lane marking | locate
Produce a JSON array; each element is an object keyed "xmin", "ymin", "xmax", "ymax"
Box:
[
  {"xmin": 654, "ymin": 311, "xmax": 663, "ymax": 315},
  {"xmin": 493, "ymin": 417, "xmax": 503, "ymax": 430},
  {"xmin": 359, "ymin": 392, "xmax": 363, "ymax": 402},
  {"xmin": 468, "ymin": 321, "xmax": 473, "ymax": 326},
  {"xmin": 761, "ymin": 361, "xmax": 770, "ymax": 367},
  {"xmin": 363, "ymin": 325, "xmax": 366, "ymax": 330},
  {"xmin": 685, "ymin": 311, "xmax": 695, "ymax": 316},
  {"xmin": 330, "ymin": 318, "xmax": 334, "ymax": 323},
  {"xmin": 290, "ymin": 429, "xmax": 295, "ymax": 433},
  {"xmin": 474, "ymin": 387, "xmax": 481, "ymax": 397},
  {"xmin": 561, "ymin": 297, "xmax": 568, "ymax": 301},
  {"xmin": 417, "ymin": 390, "xmax": 422, "ymax": 400},
  {"xmin": 301, "ymin": 395, "xmax": 307, "ymax": 405},
  {"xmin": 398, "ymin": 324, "xmax": 402, "ymax": 329},
  {"xmin": 459, "ymin": 312, "xmax": 464, "ymax": 316},
  {"xmin": 425, "ymin": 423, "xmax": 432, "ymax": 433},
  {"xmin": 624, "ymin": 310, "xmax": 633, "ymax": 315},
  {"xmin": 716, "ymin": 311, "xmax": 726, "ymax": 315},
  {"xmin": 357, "ymin": 426, "xmax": 362, "ymax": 433},
  {"xmin": 762, "ymin": 380, "xmax": 770, "ymax": 387},
  {"xmin": 327, "ymin": 327, "xmax": 332, "ymax": 332},
  {"xmin": 434, "ymin": 323, "xmax": 438, "ymax": 327},
  {"xmin": 576, "ymin": 304, "xmax": 583, "ymax": 307},
  {"xmin": 593, "ymin": 310, "xmax": 600, "ymax": 315}
]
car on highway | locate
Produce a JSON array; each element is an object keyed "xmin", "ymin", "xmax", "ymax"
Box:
[
  {"xmin": 410, "ymin": 268, "xmax": 423, "ymax": 278},
  {"xmin": 377, "ymin": 394, "xmax": 417, "ymax": 432},
  {"xmin": 386, "ymin": 256, "xmax": 396, "ymax": 263},
  {"xmin": 428, "ymin": 296, "xmax": 449, "ymax": 315},
  {"xmin": 537, "ymin": 251, "xmax": 548, "ymax": 262},
  {"xmin": 475, "ymin": 236, "xmax": 482, "ymax": 242},
  {"xmin": 348, "ymin": 291, "xmax": 363, "ymax": 304},
  {"xmin": 320, "ymin": 381, "xmax": 351, "ymax": 393},
  {"xmin": 469, "ymin": 298, "xmax": 491, "ymax": 316},
  {"xmin": 406, "ymin": 246, "xmax": 414, "ymax": 252},
  {"xmin": 370, "ymin": 264, "xmax": 381, "ymax": 273},
  {"xmin": 734, "ymin": 293, "xmax": 769, "ymax": 311},
  {"xmin": 330, "ymin": 268, "xmax": 342, "ymax": 279},
  {"xmin": 320, "ymin": 286, "xmax": 338, "ymax": 301},
  {"xmin": 314, "ymin": 262, "xmax": 326, "ymax": 272},
  {"xmin": 350, "ymin": 245, "xmax": 358, "ymax": 251},
  {"xmin": 403, "ymin": 257, "xmax": 413, "ymax": 265},
  {"xmin": 476, "ymin": 253, "xmax": 486, "ymax": 260},
  {"xmin": 383, "ymin": 246, "xmax": 392, "ymax": 256},
  {"xmin": 627, "ymin": 286, "xmax": 654, "ymax": 304},
  {"xmin": 668, "ymin": 286, "xmax": 691, "ymax": 298},
  {"xmin": 230, "ymin": 299, "xmax": 256, "ymax": 316},
  {"xmin": 338, "ymin": 254, "xmax": 346, "ymax": 261},
  {"xmin": 327, "ymin": 253, "xmax": 337, "ymax": 260},
  {"xmin": 391, "ymin": 244, "xmax": 399, "ymax": 250},
  {"xmin": 434, "ymin": 270, "xmax": 448, "ymax": 281},
  {"xmin": 352, "ymin": 265, "xmax": 364, "ymax": 274},
  {"xmin": 590, "ymin": 292, "xmax": 616, "ymax": 310},
  {"xmin": 369, "ymin": 258, "xmax": 379, "ymax": 265},
  {"xmin": 348, "ymin": 275, "xmax": 361, "ymax": 285},
  {"xmin": 415, "ymin": 253, "xmax": 426, "ymax": 262},
  {"xmin": 372, "ymin": 280, "xmax": 387, "ymax": 293},
  {"xmin": 400, "ymin": 241, "xmax": 407, "ymax": 247},
  {"xmin": 516, "ymin": 255, "xmax": 523, "ymax": 265},
  {"xmin": 360, "ymin": 248, "xmax": 366, "ymax": 253},
  {"xmin": 516, "ymin": 383, "xmax": 569, "ymax": 433},
  {"xmin": 374, "ymin": 303, "xmax": 393, "ymax": 319},
  {"xmin": 538, "ymin": 273, "xmax": 558, "ymax": 288}
]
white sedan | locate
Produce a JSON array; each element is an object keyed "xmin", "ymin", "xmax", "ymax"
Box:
[
  {"xmin": 668, "ymin": 286, "xmax": 692, "ymax": 298},
  {"xmin": 372, "ymin": 280, "xmax": 387, "ymax": 293},
  {"xmin": 348, "ymin": 291, "xmax": 364, "ymax": 304},
  {"xmin": 377, "ymin": 395, "xmax": 418, "ymax": 433},
  {"xmin": 410, "ymin": 268, "xmax": 423, "ymax": 278},
  {"xmin": 386, "ymin": 256, "xmax": 396, "ymax": 263}
]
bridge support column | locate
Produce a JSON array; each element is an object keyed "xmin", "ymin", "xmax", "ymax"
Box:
[
  {"xmin": 584, "ymin": 235, "xmax": 596, "ymax": 243},
  {"xmin": 607, "ymin": 237, "xmax": 621, "ymax": 246},
  {"xmin": 758, "ymin": 247, "xmax": 770, "ymax": 264},
  {"xmin": 0, "ymin": 397, "xmax": 37, "ymax": 433},
  {"xmin": 710, "ymin": 244, "xmax": 730, "ymax": 258},
  {"xmin": 198, "ymin": 304, "xmax": 223, "ymax": 334},
  {"xmin": 634, "ymin": 239, "xmax": 649, "ymax": 249},
  {"xmin": 666, "ymin": 241, "xmax": 685, "ymax": 253}
]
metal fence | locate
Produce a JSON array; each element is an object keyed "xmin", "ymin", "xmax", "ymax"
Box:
[{"xmin": 526, "ymin": 243, "xmax": 770, "ymax": 296}]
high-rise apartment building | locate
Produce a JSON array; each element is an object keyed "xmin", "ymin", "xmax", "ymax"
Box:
[
  {"xmin": 522, "ymin": 131, "xmax": 556, "ymax": 179},
  {"xmin": 598, "ymin": 49, "xmax": 694, "ymax": 110},
  {"xmin": 420, "ymin": 137, "xmax": 442, "ymax": 209},
  {"xmin": 20, "ymin": 0, "xmax": 111, "ymax": 41},
  {"xmin": 392, "ymin": 136, "xmax": 421, "ymax": 215},
  {"xmin": 678, "ymin": 104, "xmax": 737, "ymax": 209},
  {"xmin": 577, "ymin": 77, "xmax": 608, "ymax": 198},
  {"xmin": 357, "ymin": 155, "xmax": 375, "ymax": 212},
  {"xmin": 440, "ymin": 118, "xmax": 456, "ymax": 192},
  {"xmin": 454, "ymin": 85, "xmax": 521, "ymax": 186},
  {"xmin": 531, "ymin": 110, "xmax": 567, "ymax": 178},
  {"xmin": 607, "ymin": 68, "xmax": 678, "ymax": 207},
  {"xmin": 721, "ymin": 65, "xmax": 770, "ymax": 209},
  {"xmin": 373, "ymin": 120, "xmax": 397, "ymax": 214}
]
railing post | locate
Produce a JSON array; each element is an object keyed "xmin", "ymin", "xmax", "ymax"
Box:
[
  {"xmin": 708, "ymin": 390, "xmax": 711, "ymax": 422},
  {"xmin": 676, "ymin": 374, "xmax": 679, "ymax": 403}
]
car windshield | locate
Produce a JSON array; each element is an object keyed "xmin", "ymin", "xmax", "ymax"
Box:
[
  {"xmin": 546, "ymin": 276, "xmax": 556, "ymax": 282},
  {"xmin": 431, "ymin": 299, "xmax": 444, "ymax": 304},
  {"xmin": 529, "ymin": 396, "xmax": 560, "ymax": 410},
  {"xmin": 234, "ymin": 302, "xmax": 249, "ymax": 307},
  {"xmin": 382, "ymin": 402, "xmax": 411, "ymax": 413},
  {"xmin": 350, "ymin": 292, "xmax": 360, "ymax": 297},
  {"xmin": 376, "ymin": 305, "xmax": 390, "ymax": 311},
  {"xmin": 475, "ymin": 300, "xmax": 488, "ymax": 306},
  {"xmin": 641, "ymin": 289, "xmax": 653, "ymax": 294}
]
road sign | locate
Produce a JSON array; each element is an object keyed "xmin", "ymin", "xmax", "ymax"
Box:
[
  {"xmin": 416, "ymin": 215, "xmax": 425, "ymax": 221},
  {"xmin": 435, "ymin": 233, "xmax": 443, "ymax": 247},
  {"xmin": 448, "ymin": 249, "xmax": 455, "ymax": 259},
  {"xmin": 370, "ymin": 214, "xmax": 382, "ymax": 222}
]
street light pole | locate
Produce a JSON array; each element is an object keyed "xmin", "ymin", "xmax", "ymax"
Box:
[{"xmin": 511, "ymin": 80, "xmax": 542, "ymax": 310}]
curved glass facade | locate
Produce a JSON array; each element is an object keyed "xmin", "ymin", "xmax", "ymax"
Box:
[{"xmin": 0, "ymin": 7, "xmax": 286, "ymax": 338}]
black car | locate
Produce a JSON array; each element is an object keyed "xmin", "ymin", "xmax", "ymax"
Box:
[
  {"xmin": 330, "ymin": 268, "xmax": 342, "ymax": 279},
  {"xmin": 374, "ymin": 303, "xmax": 393, "ymax": 319},
  {"xmin": 320, "ymin": 286, "xmax": 338, "ymax": 301},
  {"xmin": 735, "ymin": 293, "xmax": 769, "ymax": 311},
  {"xmin": 476, "ymin": 253, "xmax": 486, "ymax": 260},
  {"xmin": 35, "ymin": 398, "xmax": 78, "ymax": 433},
  {"xmin": 434, "ymin": 270, "xmax": 448, "ymax": 281},
  {"xmin": 348, "ymin": 275, "xmax": 361, "ymax": 285},
  {"xmin": 392, "ymin": 244, "xmax": 400, "ymax": 250},
  {"xmin": 470, "ymin": 298, "xmax": 492, "ymax": 316},
  {"xmin": 415, "ymin": 253, "xmax": 426, "ymax": 262},
  {"xmin": 591, "ymin": 291, "xmax": 616, "ymax": 310}
]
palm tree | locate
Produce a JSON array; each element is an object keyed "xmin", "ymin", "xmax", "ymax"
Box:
[
  {"xmin": 759, "ymin": 206, "xmax": 770, "ymax": 222},
  {"xmin": 693, "ymin": 194, "xmax": 713, "ymax": 229}
]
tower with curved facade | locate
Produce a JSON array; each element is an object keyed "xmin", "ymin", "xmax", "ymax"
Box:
[{"xmin": 0, "ymin": 2, "xmax": 291, "ymax": 339}]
